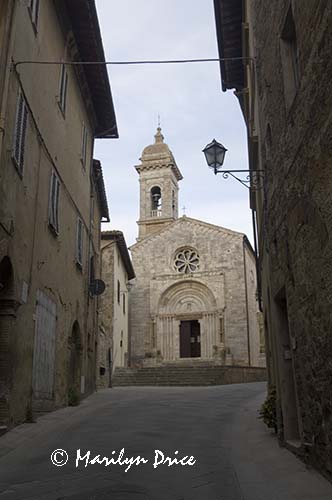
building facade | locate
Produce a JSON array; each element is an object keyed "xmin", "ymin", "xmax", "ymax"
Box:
[
  {"xmin": 214, "ymin": 0, "xmax": 332, "ymax": 479},
  {"xmin": 129, "ymin": 128, "xmax": 265, "ymax": 368},
  {"xmin": 0, "ymin": 0, "xmax": 117, "ymax": 428},
  {"xmin": 98, "ymin": 231, "xmax": 135, "ymax": 389}
]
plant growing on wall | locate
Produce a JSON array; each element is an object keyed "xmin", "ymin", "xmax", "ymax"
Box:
[
  {"xmin": 68, "ymin": 387, "xmax": 80, "ymax": 407},
  {"xmin": 259, "ymin": 386, "xmax": 277, "ymax": 433}
]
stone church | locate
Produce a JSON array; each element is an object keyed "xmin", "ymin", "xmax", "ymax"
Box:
[{"xmin": 129, "ymin": 128, "xmax": 265, "ymax": 367}]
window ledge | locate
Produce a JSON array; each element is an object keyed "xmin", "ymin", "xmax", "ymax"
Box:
[
  {"xmin": 80, "ymin": 157, "xmax": 86, "ymax": 171},
  {"xmin": 56, "ymin": 100, "xmax": 66, "ymax": 119},
  {"xmin": 27, "ymin": 7, "xmax": 38, "ymax": 36},
  {"xmin": 48, "ymin": 222, "xmax": 59, "ymax": 237},
  {"xmin": 11, "ymin": 156, "xmax": 23, "ymax": 179},
  {"xmin": 75, "ymin": 261, "xmax": 83, "ymax": 272}
]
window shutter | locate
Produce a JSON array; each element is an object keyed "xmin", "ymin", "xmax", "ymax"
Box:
[
  {"xmin": 34, "ymin": 0, "xmax": 40, "ymax": 26},
  {"xmin": 63, "ymin": 71, "xmax": 68, "ymax": 113},
  {"xmin": 81, "ymin": 124, "xmax": 88, "ymax": 167},
  {"xmin": 19, "ymin": 105, "xmax": 28, "ymax": 174},
  {"xmin": 49, "ymin": 172, "xmax": 60, "ymax": 233},
  {"xmin": 59, "ymin": 65, "xmax": 68, "ymax": 114},
  {"xmin": 76, "ymin": 218, "xmax": 83, "ymax": 266},
  {"xmin": 13, "ymin": 93, "xmax": 28, "ymax": 175}
]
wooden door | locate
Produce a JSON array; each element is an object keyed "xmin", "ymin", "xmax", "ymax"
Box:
[
  {"xmin": 190, "ymin": 320, "xmax": 201, "ymax": 358},
  {"xmin": 180, "ymin": 321, "xmax": 191, "ymax": 358},
  {"xmin": 32, "ymin": 290, "xmax": 57, "ymax": 400}
]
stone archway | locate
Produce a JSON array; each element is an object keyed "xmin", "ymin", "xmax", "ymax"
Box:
[
  {"xmin": 156, "ymin": 280, "xmax": 220, "ymax": 362},
  {"xmin": 0, "ymin": 256, "xmax": 18, "ymax": 425},
  {"xmin": 68, "ymin": 321, "xmax": 82, "ymax": 403}
]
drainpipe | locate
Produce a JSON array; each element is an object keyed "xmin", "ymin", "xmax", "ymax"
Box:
[
  {"xmin": 243, "ymin": 238, "xmax": 251, "ymax": 366},
  {"xmin": 252, "ymin": 208, "xmax": 262, "ymax": 312}
]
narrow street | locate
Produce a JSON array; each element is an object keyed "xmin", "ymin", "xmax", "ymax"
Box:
[{"xmin": 0, "ymin": 383, "xmax": 331, "ymax": 500}]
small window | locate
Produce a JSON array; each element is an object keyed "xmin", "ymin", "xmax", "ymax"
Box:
[
  {"xmin": 123, "ymin": 293, "xmax": 126, "ymax": 315},
  {"xmin": 81, "ymin": 123, "xmax": 88, "ymax": 168},
  {"xmin": 12, "ymin": 92, "xmax": 28, "ymax": 176},
  {"xmin": 280, "ymin": 6, "xmax": 299, "ymax": 108},
  {"xmin": 58, "ymin": 64, "xmax": 68, "ymax": 115},
  {"xmin": 117, "ymin": 280, "xmax": 120, "ymax": 304},
  {"xmin": 76, "ymin": 217, "xmax": 84, "ymax": 268},
  {"xmin": 29, "ymin": 0, "xmax": 40, "ymax": 30},
  {"xmin": 49, "ymin": 171, "xmax": 60, "ymax": 234}
]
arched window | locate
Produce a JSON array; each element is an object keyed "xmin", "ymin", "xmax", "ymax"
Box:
[{"xmin": 151, "ymin": 186, "xmax": 162, "ymax": 217}]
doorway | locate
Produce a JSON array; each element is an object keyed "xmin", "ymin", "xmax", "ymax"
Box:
[
  {"xmin": 275, "ymin": 290, "xmax": 300, "ymax": 441},
  {"xmin": 180, "ymin": 320, "xmax": 201, "ymax": 358}
]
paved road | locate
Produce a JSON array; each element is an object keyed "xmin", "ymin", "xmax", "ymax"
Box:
[{"xmin": 0, "ymin": 383, "xmax": 331, "ymax": 500}]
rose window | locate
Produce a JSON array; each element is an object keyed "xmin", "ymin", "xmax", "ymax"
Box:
[{"xmin": 174, "ymin": 249, "xmax": 200, "ymax": 274}]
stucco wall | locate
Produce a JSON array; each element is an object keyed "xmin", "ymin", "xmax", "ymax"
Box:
[
  {"xmin": 98, "ymin": 238, "xmax": 130, "ymax": 389},
  {"xmin": 0, "ymin": 0, "xmax": 103, "ymax": 424}
]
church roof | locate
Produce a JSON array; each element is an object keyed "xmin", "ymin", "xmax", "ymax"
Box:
[
  {"xmin": 136, "ymin": 127, "xmax": 183, "ymax": 181},
  {"xmin": 130, "ymin": 215, "xmax": 254, "ymax": 255}
]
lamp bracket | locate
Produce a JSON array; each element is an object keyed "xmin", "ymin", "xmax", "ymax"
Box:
[{"xmin": 214, "ymin": 169, "xmax": 264, "ymax": 189}]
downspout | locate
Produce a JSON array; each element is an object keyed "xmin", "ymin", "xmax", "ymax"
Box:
[{"xmin": 243, "ymin": 237, "xmax": 251, "ymax": 366}]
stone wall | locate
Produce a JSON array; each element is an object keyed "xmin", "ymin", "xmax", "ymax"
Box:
[{"xmin": 251, "ymin": 0, "xmax": 332, "ymax": 477}]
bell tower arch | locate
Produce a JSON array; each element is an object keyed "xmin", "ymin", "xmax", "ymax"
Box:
[{"xmin": 135, "ymin": 127, "xmax": 183, "ymax": 240}]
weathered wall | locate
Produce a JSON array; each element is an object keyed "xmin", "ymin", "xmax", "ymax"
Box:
[
  {"xmin": 250, "ymin": 0, "xmax": 332, "ymax": 477},
  {"xmin": 98, "ymin": 241, "xmax": 114, "ymax": 389},
  {"xmin": 98, "ymin": 238, "xmax": 130, "ymax": 389},
  {"xmin": 244, "ymin": 242, "xmax": 264, "ymax": 367},
  {"xmin": 112, "ymin": 244, "xmax": 130, "ymax": 368},
  {"xmin": 0, "ymin": 0, "xmax": 102, "ymax": 425}
]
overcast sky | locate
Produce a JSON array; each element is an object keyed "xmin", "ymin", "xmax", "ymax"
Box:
[{"xmin": 94, "ymin": 0, "xmax": 252, "ymax": 247}]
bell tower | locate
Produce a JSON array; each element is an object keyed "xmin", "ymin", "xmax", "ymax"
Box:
[{"xmin": 135, "ymin": 127, "xmax": 183, "ymax": 240}]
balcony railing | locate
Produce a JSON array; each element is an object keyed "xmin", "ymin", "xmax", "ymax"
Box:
[{"xmin": 151, "ymin": 210, "xmax": 162, "ymax": 217}]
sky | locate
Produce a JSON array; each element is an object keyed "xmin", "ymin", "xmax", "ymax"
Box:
[{"xmin": 94, "ymin": 0, "xmax": 253, "ymax": 247}]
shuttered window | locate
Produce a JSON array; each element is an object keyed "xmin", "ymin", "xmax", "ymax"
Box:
[
  {"xmin": 12, "ymin": 92, "xmax": 28, "ymax": 176},
  {"xmin": 76, "ymin": 217, "xmax": 84, "ymax": 268},
  {"xmin": 81, "ymin": 123, "xmax": 88, "ymax": 168},
  {"xmin": 29, "ymin": 0, "xmax": 40, "ymax": 30},
  {"xmin": 58, "ymin": 64, "xmax": 68, "ymax": 115},
  {"xmin": 49, "ymin": 171, "xmax": 60, "ymax": 234}
]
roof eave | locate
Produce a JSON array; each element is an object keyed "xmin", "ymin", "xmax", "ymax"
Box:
[{"xmin": 213, "ymin": 0, "xmax": 245, "ymax": 92}]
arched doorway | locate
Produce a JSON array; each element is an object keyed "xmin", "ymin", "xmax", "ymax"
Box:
[
  {"xmin": 68, "ymin": 321, "xmax": 82, "ymax": 404},
  {"xmin": 0, "ymin": 256, "xmax": 16, "ymax": 425},
  {"xmin": 156, "ymin": 280, "xmax": 220, "ymax": 362}
]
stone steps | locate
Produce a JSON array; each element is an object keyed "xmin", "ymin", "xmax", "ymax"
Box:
[{"xmin": 112, "ymin": 365, "xmax": 267, "ymax": 387}]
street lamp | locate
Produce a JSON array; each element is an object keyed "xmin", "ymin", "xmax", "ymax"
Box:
[
  {"xmin": 202, "ymin": 139, "xmax": 264, "ymax": 189},
  {"xmin": 202, "ymin": 139, "xmax": 228, "ymax": 175}
]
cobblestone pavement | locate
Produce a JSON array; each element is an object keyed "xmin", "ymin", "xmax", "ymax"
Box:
[{"xmin": 0, "ymin": 383, "xmax": 331, "ymax": 499}]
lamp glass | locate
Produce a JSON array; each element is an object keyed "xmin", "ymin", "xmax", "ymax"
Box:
[{"xmin": 203, "ymin": 139, "xmax": 227, "ymax": 169}]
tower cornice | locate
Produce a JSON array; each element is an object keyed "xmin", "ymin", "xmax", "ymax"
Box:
[{"xmin": 135, "ymin": 162, "xmax": 183, "ymax": 181}]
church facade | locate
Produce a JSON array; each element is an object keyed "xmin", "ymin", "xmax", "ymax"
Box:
[{"xmin": 129, "ymin": 128, "xmax": 265, "ymax": 367}]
